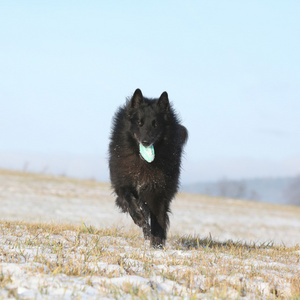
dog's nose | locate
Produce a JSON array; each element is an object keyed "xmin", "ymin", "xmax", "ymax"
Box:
[{"xmin": 142, "ymin": 140, "xmax": 151, "ymax": 147}]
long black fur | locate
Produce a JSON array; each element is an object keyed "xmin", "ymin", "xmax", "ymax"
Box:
[{"xmin": 109, "ymin": 89, "xmax": 188, "ymax": 247}]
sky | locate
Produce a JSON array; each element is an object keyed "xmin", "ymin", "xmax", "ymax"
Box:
[{"xmin": 1, "ymin": 1, "xmax": 300, "ymax": 184}]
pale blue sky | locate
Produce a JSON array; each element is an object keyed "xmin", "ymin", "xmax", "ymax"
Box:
[{"xmin": 1, "ymin": 1, "xmax": 300, "ymax": 183}]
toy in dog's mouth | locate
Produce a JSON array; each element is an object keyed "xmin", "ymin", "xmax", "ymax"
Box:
[{"xmin": 139, "ymin": 144, "xmax": 155, "ymax": 163}]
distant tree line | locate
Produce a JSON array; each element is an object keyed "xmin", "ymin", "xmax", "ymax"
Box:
[
  {"xmin": 213, "ymin": 176, "xmax": 300, "ymax": 205},
  {"xmin": 284, "ymin": 175, "xmax": 300, "ymax": 206},
  {"xmin": 204, "ymin": 178, "xmax": 260, "ymax": 201},
  {"xmin": 184, "ymin": 176, "xmax": 300, "ymax": 205}
]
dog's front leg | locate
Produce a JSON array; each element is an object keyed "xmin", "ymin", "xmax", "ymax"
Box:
[{"xmin": 115, "ymin": 188, "xmax": 150, "ymax": 236}]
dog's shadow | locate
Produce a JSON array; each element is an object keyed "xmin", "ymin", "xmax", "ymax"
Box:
[{"xmin": 170, "ymin": 234, "xmax": 276, "ymax": 251}]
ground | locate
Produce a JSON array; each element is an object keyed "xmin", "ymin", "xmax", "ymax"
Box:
[{"xmin": 0, "ymin": 169, "xmax": 300, "ymax": 299}]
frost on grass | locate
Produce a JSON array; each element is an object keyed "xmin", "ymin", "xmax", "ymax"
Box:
[{"xmin": 0, "ymin": 220, "xmax": 300, "ymax": 299}]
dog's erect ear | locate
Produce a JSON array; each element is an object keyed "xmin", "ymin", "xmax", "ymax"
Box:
[
  {"xmin": 129, "ymin": 88, "xmax": 144, "ymax": 108},
  {"xmin": 157, "ymin": 91, "xmax": 170, "ymax": 112}
]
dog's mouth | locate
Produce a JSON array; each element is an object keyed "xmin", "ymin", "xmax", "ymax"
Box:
[
  {"xmin": 139, "ymin": 143, "xmax": 155, "ymax": 163},
  {"xmin": 134, "ymin": 133, "xmax": 155, "ymax": 163}
]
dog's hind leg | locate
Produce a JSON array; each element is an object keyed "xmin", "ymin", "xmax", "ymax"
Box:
[{"xmin": 148, "ymin": 200, "xmax": 170, "ymax": 248}]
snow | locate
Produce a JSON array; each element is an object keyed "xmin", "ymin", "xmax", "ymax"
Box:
[
  {"xmin": 1, "ymin": 170, "xmax": 300, "ymax": 299},
  {"xmin": 0, "ymin": 228, "xmax": 299, "ymax": 299}
]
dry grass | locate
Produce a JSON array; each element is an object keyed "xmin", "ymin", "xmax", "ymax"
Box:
[
  {"xmin": 1, "ymin": 219, "xmax": 299, "ymax": 299},
  {"xmin": 1, "ymin": 169, "xmax": 300, "ymax": 298}
]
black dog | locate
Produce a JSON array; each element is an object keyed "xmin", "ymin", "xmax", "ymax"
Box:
[{"xmin": 109, "ymin": 89, "xmax": 188, "ymax": 247}]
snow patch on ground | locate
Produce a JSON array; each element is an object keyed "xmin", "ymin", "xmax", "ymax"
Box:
[{"xmin": 1, "ymin": 170, "xmax": 300, "ymax": 299}]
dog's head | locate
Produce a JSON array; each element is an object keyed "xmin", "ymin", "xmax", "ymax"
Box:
[{"xmin": 126, "ymin": 88, "xmax": 170, "ymax": 147}]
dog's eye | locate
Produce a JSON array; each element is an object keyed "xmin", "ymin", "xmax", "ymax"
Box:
[{"xmin": 152, "ymin": 120, "xmax": 158, "ymax": 128}]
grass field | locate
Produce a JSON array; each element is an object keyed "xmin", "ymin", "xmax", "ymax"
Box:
[{"xmin": 0, "ymin": 169, "xmax": 300, "ymax": 299}]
